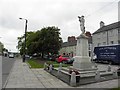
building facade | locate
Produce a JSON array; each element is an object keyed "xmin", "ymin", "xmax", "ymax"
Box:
[
  {"xmin": 92, "ymin": 21, "xmax": 120, "ymax": 49},
  {"xmin": 59, "ymin": 36, "xmax": 77, "ymax": 57},
  {"xmin": 59, "ymin": 33, "xmax": 92, "ymax": 57}
]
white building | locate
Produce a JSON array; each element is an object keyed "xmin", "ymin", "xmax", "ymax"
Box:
[
  {"xmin": 92, "ymin": 21, "xmax": 120, "ymax": 48},
  {"xmin": 59, "ymin": 35, "xmax": 92, "ymax": 57}
]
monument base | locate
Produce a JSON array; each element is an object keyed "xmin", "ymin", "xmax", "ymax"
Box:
[{"xmin": 73, "ymin": 56, "xmax": 94, "ymax": 70}]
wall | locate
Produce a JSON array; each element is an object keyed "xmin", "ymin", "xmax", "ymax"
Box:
[
  {"xmin": 92, "ymin": 28, "xmax": 119, "ymax": 49},
  {"xmin": 59, "ymin": 45, "xmax": 76, "ymax": 57}
]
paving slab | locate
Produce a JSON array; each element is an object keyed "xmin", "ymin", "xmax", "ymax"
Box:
[
  {"xmin": 3, "ymin": 58, "xmax": 119, "ymax": 89},
  {"xmin": 3, "ymin": 59, "xmax": 45, "ymax": 88}
]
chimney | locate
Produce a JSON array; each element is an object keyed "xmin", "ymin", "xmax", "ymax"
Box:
[
  {"xmin": 85, "ymin": 31, "xmax": 91, "ymax": 37},
  {"xmin": 100, "ymin": 21, "xmax": 105, "ymax": 28},
  {"xmin": 68, "ymin": 36, "xmax": 76, "ymax": 42}
]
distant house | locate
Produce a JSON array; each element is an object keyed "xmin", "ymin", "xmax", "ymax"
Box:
[
  {"xmin": 59, "ymin": 32, "xmax": 92, "ymax": 57},
  {"xmin": 92, "ymin": 21, "xmax": 120, "ymax": 48},
  {"xmin": 59, "ymin": 36, "xmax": 77, "ymax": 57}
]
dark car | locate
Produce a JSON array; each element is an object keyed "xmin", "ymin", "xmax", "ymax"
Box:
[{"xmin": 67, "ymin": 57, "xmax": 75, "ymax": 64}]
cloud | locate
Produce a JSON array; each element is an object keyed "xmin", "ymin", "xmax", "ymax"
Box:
[{"xmin": 0, "ymin": 0, "xmax": 119, "ymax": 52}]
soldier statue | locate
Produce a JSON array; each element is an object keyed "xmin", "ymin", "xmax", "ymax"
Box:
[{"xmin": 78, "ymin": 15, "xmax": 85, "ymax": 34}]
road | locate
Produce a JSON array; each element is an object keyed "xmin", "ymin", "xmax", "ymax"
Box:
[{"xmin": 2, "ymin": 56, "xmax": 15, "ymax": 87}]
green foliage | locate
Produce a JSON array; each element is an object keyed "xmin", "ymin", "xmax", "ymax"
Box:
[
  {"xmin": 39, "ymin": 26, "xmax": 62, "ymax": 56},
  {"xmin": 46, "ymin": 61, "xmax": 71, "ymax": 67},
  {"xmin": 17, "ymin": 32, "xmax": 34, "ymax": 55},
  {"xmin": 17, "ymin": 26, "xmax": 62, "ymax": 57}
]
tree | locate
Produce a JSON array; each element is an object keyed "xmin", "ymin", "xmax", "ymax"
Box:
[
  {"xmin": 39, "ymin": 26, "xmax": 62, "ymax": 57},
  {"xmin": 26, "ymin": 31, "xmax": 41, "ymax": 55},
  {"xmin": 17, "ymin": 32, "xmax": 34, "ymax": 55},
  {"xmin": 17, "ymin": 26, "xmax": 62, "ymax": 58}
]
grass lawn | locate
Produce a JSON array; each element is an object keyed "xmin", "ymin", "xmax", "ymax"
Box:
[
  {"xmin": 111, "ymin": 87, "xmax": 120, "ymax": 90},
  {"xmin": 27, "ymin": 59, "xmax": 44, "ymax": 68},
  {"xmin": 27, "ymin": 59, "xmax": 71, "ymax": 68},
  {"xmin": 46, "ymin": 61, "xmax": 71, "ymax": 68}
]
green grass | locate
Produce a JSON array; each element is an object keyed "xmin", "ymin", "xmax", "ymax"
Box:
[
  {"xmin": 46, "ymin": 61, "xmax": 71, "ymax": 68},
  {"xmin": 111, "ymin": 87, "xmax": 120, "ymax": 90},
  {"xmin": 46, "ymin": 61, "xmax": 58, "ymax": 64},
  {"xmin": 27, "ymin": 59, "xmax": 44, "ymax": 68},
  {"xmin": 27, "ymin": 59, "xmax": 71, "ymax": 68}
]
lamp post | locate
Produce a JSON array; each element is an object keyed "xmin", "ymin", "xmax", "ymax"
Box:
[
  {"xmin": 19, "ymin": 18, "xmax": 28, "ymax": 62},
  {"xmin": 0, "ymin": 37, "xmax": 3, "ymax": 56}
]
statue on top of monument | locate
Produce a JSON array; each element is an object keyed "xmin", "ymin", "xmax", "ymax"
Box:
[{"xmin": 78, "ymin": 15, "xmax": 85, "ymax": 34}]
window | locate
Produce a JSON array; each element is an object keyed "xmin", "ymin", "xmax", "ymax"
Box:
[
  {"xmin": 109, "ymin": 30, "xmax": 113, "ymax": 37},
  {"xmin": 110, "ymin": 41, "xmax": 114, "ymax": 44},
  {"xmin": 110, "ymin": 30, "xmax": 113, "ymax": 33},
  {"xmin": 97, "ymin": 43, "xmax": 101, "ymax": 46},
  {"xmin": 118, "ymin": 29, "xmax": 120, "ymax": 33},
  {"xmin": 103, "ymin": 32, "xmax": 106, "ymax": 34},
  {"xmin": 103, "ymin": 42, "xmax": 106, "ymax": 45},
  {"xmin": 97, "ymin": 38, "xmax": 100, "ymax": 40},
  {"xmin": 118, "ymin": 40, "xmax": 120, "ymax": 44}
]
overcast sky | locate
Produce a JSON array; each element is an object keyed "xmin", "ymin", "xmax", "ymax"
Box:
[{"xmin": 0, "ymin": 0, "xmax": 119, "ymax": 52}]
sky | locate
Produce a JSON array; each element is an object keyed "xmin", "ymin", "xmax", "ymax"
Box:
[{"xmin": 0, "ymin": 0, "xmax": 119, "ymax": 52}]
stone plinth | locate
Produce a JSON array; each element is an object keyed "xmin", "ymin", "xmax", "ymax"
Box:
[{"xmin": 73, "ymin": 34, "xmax": 93, "ymax": 70}]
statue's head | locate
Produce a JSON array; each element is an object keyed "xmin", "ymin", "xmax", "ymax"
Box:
[{"xmin": 81, "ymin": 15, "xmax": 84, "ymax": 18}]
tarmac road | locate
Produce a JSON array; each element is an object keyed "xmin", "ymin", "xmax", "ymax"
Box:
[{"xmin": 2, "ymin": 56, "xmax": 15, "ymax": 87}]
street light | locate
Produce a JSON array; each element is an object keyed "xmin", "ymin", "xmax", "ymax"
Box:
[{"xmin": 19, "ymin": 18, "xmax": 28, "ymax": 62}]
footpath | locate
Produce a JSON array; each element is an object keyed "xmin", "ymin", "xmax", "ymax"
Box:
[{"xmin": 3, "ymin": 58, "xmax": 119, "ymax": 89}]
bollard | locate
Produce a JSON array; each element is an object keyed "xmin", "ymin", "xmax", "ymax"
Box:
[
  {"xmin": 70, "ymin": 72, "xmax": 76, "ymax": 87},
  {"xmin": 59, "ymin": 63, "xmax": 62, "ymax": 70},
  {"xmin": 57, "ymin": 65, "xmax": 62, "ymax": 77},
  {"xmin": 49, "ymin": 64, "xmax": 53, "ymax": 73},
  {"xmin": 113, "ymin": 69, "xmax": 118, "ymax": 79},
  {"xmin": 107, "ymin": 65, "xmax": 111, "ymax": 72},
  {"xmin": 57, "ymin": 67, "xmax": 60, "ymax": 77},
  {"xmin": 57, "ymin": 63, "xmax": 62, "ymax": 77},
  {"xmin": 95, "ymin": 63, "xmax": 98, "ymax": 69},
  {"xmin": 44, "ymin": 62, "xmax": 47, "ymax": 70},
  {"xmin": 95, "ymin": 70, "xmax": 100, "ymax": 82}
]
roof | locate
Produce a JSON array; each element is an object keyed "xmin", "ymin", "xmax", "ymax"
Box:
[
  {"xmin": 62, "ymin": 37, "xmax": 92, "ymax": 47},
  {"xmin": 93, "ymin": 21, "xmax": 120, "ymax": 34},
  {"xmin": 62, "ymin": 40, "xmax": 77, "ymax": 47}
]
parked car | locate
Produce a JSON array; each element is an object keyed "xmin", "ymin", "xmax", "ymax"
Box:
[
  {"xmin": 67, "ymin": 56, "xmax": 75, "ymax": 64},
  {"xmin": 9, "ymin": 54, "xmax": 14, "ymax": 58},
  {"xmin": 43, "ymin": 55, "xmax": 49, "ymax": 60},
  {"xmin": 43, "ymin": 54, "xmax": 58, "ymax": 61},
  {"xmin": 25, "ymin": 55, "xmax": 32, "ymax": 59},
  {"xmin": 56, "ymin": 55, "xmax": 74, "ymax": 64}
]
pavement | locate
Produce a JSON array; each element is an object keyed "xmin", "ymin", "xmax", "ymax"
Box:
[
  {"xmin": 2, "ymin": 58, "xmax": 119, "ymax": 89},
  {"xmin": 2, "ymin": 57, "xmax": 15, "ymax": 87},
  {"xmin": 0, "ymin": 56, "xmax": 2, "ymax": 90}
]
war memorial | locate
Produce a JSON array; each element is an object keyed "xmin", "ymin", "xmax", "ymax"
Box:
[{"xmin": 44, "ymin": 16, "xmax": 119, "ymax": 87}]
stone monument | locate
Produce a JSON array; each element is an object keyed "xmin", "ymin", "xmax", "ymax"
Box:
[{"xmin": 73, "ymin": 15, "xmax": 93, "ymax": 70}]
